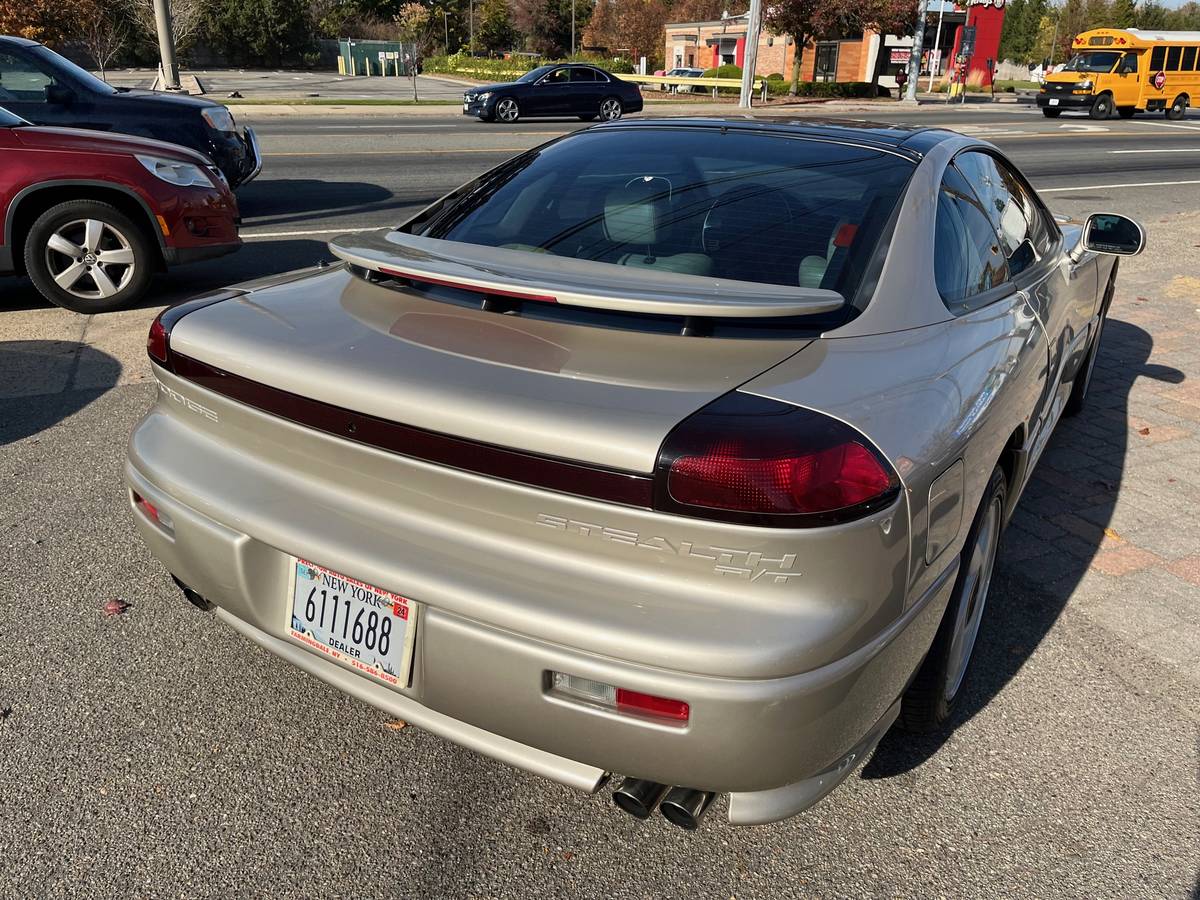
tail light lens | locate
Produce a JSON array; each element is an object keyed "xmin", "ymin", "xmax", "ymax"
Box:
[
  {"xmin": 147, "ymin": 312, "xmax": 169, "ymax": 364},
  {"xmin": 145, "ymin": 290, "xmax": 247, "ymax": 369},
  {"xmin": 654, "ymin": 393, "xmax": 900, "ymax": 527}
]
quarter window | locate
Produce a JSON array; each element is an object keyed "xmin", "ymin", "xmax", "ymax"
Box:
[
  {"xmin": 952, "ymin": 150, "xmax": 1046, "ymax": 276},
  {"xmin": 1167, "ymin": 46, "xmax": 1182, "ymax": 71},
  {"xmin": 934, "ymin": 165, "xmax": 1009, "ymax": 306},
  {"xmin": 1151, "ymin": 46, "xmax": 1166, "ymax": 70}
]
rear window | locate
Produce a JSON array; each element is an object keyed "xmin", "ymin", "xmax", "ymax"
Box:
[{"xmin": 413, "ymin": 128, "xmax": 914, "ymax": 301}]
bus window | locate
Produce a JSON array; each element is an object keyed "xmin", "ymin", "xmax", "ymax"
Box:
[
  {"xmin": 1167, "ymin": 46, "xmax": 1182, "ymax": 70},
  {"xmin": 1184, "ymin": 47, "xmax": 1197, "ymax": 71},
  {"xmin": 1118, "ymin": 53, "xmax": 1138, "ymax": 74},
  {"xmin": 1151, "ymin": 46, "xmax": 1166, "ymax": 69}
]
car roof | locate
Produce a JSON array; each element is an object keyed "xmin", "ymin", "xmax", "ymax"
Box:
[
  {"xmin": 591, "ymin": 117, "xmax": 960, "ymax": 158},
  {"xmin": 0, "ymin": 35, "xmax": 42, "ymax": 47}
]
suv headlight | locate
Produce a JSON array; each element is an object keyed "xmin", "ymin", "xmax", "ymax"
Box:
[
  {"xmin": 201, "ymin": 106, "xmax": 236, "ymax": 132},
  {"xmin": 136, "ymin": 154, "xmax": 215, "ymax": 188},
  {"xmin": 1076, "ymin": 79, "xmax": 1094, "ymax": 90}
]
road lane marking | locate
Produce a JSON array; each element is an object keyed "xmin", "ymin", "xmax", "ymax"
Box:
[
  {"xmin": 243, "ymin": 226, "xmax": 385, "ymax": 238},
  {"xmin": 1107, "ymin": 148, "xmax": 1200, "ymax": 153},
  {"xmin": 316, "ymin": 124, "xmax": 456, "ymax": 129},
  {"xmin": 1039, "ymin": 178, "xmax": 1200, "ymax": 192},
  {"xmin": 1133, "ymin": 121, "xmax": 1200, "ymax": 132}
]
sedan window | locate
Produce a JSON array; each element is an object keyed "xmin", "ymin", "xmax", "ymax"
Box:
[
  {"xmin": 934, "ymin": 165, "xmax": 1009, "ymax": 306},
  {"xmin": 953, "ymin": 150, "xmax": 1050, "ymax": 276},
  {"xmin": 540, "ymin": 68, "xmax": 571, "ymax": 85},
  {"xmin": 414, "ymin": 128, "xmax": 915, "ymax": 302},
  {"xmin": 570, "ymin": 68, "xmax": 596, "ymax": 82}
]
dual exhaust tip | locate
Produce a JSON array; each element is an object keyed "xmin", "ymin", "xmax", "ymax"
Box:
[{"xmin": 612, "ymin": 777, "xmax": 714, "ymax": 830}]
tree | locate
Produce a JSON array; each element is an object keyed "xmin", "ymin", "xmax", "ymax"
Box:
[
  {"xmin": 1109, "ymin": 0, "xmax": 1136, "ymax": 27},
  {"xmin": 511, "ymin": 0, "xmax": 592, "ymax": 56},
  {"xmin": 395, "ymin": 2, "xmax": 434, "ymax": 99},
  {"xmin": 130, "ymin": 0, "xmax": 208, "ymax": 52},
  {"xmin": 765, "ymin": 0, "xmax": 915, "ymax": 96},
  {"xmin": 1083, "ymin": 0, "xmax": 1110, "ymax": 29},
  {"xmin": 0, "ymin": 0, "xmax": 87, "ymax": 44},
  {"xmin": 78, "ymin": 0, "xmax": 130, "ymax": 80},
  {"xmin": 477, "ymin": 0, "xmax": 517, "ymax": 53},
  {"xmin": 204, "ymin": 0, "xmax": 314, "ymax": 66},
  {"xmin": 998, "ymin": 0, "xmax": 1028, "ymax": 62},
  {"xmin": 1137, "ymin": 0, "xmax": 1168, "ymax": 28}
]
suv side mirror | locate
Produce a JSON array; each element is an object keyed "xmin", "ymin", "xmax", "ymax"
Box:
[
  {"xmin": 45, "ymin": 83, "xmax": 74, "ymax": 105},
  {"xmin": 1084, "ymin": 213, "xmax": 1145, "ymax": 256}
]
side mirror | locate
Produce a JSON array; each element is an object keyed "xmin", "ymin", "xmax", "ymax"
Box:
[
  {"xmin": 45, "ymin": 83, "xmax": 73, "ymax": 105},
  {"xmin": 1084, "ymin": 212, "xmax": 1145, "ymax": 256}
]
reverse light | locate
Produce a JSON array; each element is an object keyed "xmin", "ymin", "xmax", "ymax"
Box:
[
  {"xmin": 654, "ymin": 392, "xmax": 900, "ymax": 527},
  {"xmin": 550, "ymin": 672, "xmax": 690, "ymax": 723}
]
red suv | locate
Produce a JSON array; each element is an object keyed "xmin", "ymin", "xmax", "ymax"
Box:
[{"xmin": 0, "ymin": 106, "xmax": 241, "ymax": 313}]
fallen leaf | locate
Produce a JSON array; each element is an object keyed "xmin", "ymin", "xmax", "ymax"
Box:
[
  {"xmin": 1103, "ymin": 527, "xmax": 1123, "ymax": 542},
  {"xmin": 1136, "ymin": 296, "xmax": 1150, "ymax": 303},
  {"xmin": 560, "ymin": 851, "xmax": 574, "ymax": 861},
  {"xmin": 0, "ymin": 707, "xmax": 11, "ymax": 721},
  {"xmin": 382, "ymin": 719, "xmax": 408, "ymax": 731},
  {"xmin": 103, "ymin": 599, "xmax": 132, "ymax": 616},
  {"xmin": 1138, "ymin": 427, "xmax": 1151, "ymax": 436}
]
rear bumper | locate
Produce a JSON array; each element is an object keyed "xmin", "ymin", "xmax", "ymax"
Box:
[
  {"xmin": 1037, "ymin": 92, "xmax": 1094, "ymax": 109},
  {"xmin": 125, "ymin": 380, "xmax": 953, "ymax": 820}
]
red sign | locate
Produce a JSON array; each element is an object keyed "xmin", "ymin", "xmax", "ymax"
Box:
[{"xmin": 1153, "ymin": 70, "xmax": 1166, "ymax": 90}]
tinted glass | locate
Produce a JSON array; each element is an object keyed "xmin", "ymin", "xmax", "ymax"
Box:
[
  {"xmin": 1184, "ymin": 47, "xmax": 1198, "ymax": 70},
  {"xmin": 0, "ymin": 50, "xmax": 57, "ymax": 102},
  {"xmin": 934, "ymin": 165, "xmax": 1008, "ymax": 305},
  {"xmin": 1119, "ymin": 53, "xmax": 1138, "ymax": 73},
  {"xmin": 31, "ymin": 46, "xmax": 115, "ymax": 94},
  {"xmin": 1151, "ymin": 46, "xmax": 1166, "ymax": 69},
  {"xmin": 417, "ymin": 129, "xmax": 915, "ymax": 298},
  {"xmin": 541, "ymin": 68, "xmax": 570, "ymax": 85},
  {"xmin": 518, "ymin": 65, "xmax": 555, "ymax": 83},
  {"xmin": 570, "ymin": 67, "xmax": 595, "ymax": 82},
  {"xmin": 1167, "ymin": 46, "xmax": 1182, "ymax": 70},
  {"xmin": 1062, "ymin": 51, "xmax": 1121, "ymax": 72},
  {"xmin": 0, "ymin": 106, "xmax": 26, "ymax": 126},
  {"xmin": 953, "ymin": 150, "xmax": 1048, "ymax": 274}
]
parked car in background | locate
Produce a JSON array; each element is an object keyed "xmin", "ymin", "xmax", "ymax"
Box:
[
  {"xmin": 463, "ymin": 64, "xmax": 643, "ymax": 122},
  {"xmin": 0, "ymin": 36, "xmax": 261, "ymax": 187},
  {"xmin": 127, "ymin": 118, "xmax": 1142, "ymax": 830},
  {"xmin": 1, "ymin": 106, "xmax": 241, "ymax": 312},
  {"xmin": 663, "ymin": 67, "xmax": 706, "ymax": 92}
]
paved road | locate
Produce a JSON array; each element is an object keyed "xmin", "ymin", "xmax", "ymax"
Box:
[{"xmin": 1, "ymin": 104, "xmax": 1199, "ymax": 898}]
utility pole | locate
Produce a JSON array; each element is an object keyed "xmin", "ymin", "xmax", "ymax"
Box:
[
  {"xmin": 903, "ymin": 0, "xmax": 928, "ymax": 102},
  {"xmin": 927, "ymin": 0, "xmax": 946, "ymax": 93},
  {"xmin": 571, "ymin": 0, "xmax": 576, "ymax": 56},
  {"xmin": 469, "ymin": 0, "xmax": 475, "ymax": 55},
  {"xmin": 738, "ymin": 0, "xmax": 763, "ymax": 108},
  {"xmin": 444, "ymin": 9, "xmax": 450, "ymax": 51},
  {"xmin": 153, "ymin": 0, "xmax": 181, "ymax": 91}
]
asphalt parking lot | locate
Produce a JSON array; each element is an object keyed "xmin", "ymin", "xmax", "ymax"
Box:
[{"xmin": 2, "ymin": 102, "xmax": 1199, "ymax": 898}]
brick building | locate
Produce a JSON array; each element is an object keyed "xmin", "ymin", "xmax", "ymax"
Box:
[{"xmin": 663, "ymin": 4, "xmax": 972, "ymax": 90}]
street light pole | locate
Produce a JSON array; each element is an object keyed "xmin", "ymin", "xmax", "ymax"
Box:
[
  {"xmin": 153, "ymin": 0, "xmax": 180, "ymax": 91},
  {"xmin": 738, "ymin": 0, "xmax": 763, "ymax": 108},
  {"xmin": 927, "ymin": 0, "xmax": 946, "ymax": 93},
  {"xmin": 469, "ymin": 0, "xmax": 475, "ymax": 55},
  {"xmin": 571, "ymin": 0, "xmax": 576, "ymax": 57},
  {"xmin": 903, "ymin": 0, "xmax": 928, "ymax": 102}
]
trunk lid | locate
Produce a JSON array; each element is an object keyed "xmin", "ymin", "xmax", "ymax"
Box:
[{"xmin": 167, "ymin": 265, "xmax": 811, "ymax": 473}]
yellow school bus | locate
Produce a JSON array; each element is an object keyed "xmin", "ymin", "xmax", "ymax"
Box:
[{"xmin": 1038, "ymin": 28, "xmax": 1200, "ymax": 120}]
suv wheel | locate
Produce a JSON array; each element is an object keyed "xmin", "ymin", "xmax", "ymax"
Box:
[
  {"xmin": 900, "ymin": 466, "xmax": 1007, "ymax": 732},
  {"xmin": 24, "ymin": 200, "xmax": 154, "ymax": 313}
]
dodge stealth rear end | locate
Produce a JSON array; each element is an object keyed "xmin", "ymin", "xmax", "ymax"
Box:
[{"xmin": 127, "ymin": 120, "xmax": 1115, "ymax": 827}]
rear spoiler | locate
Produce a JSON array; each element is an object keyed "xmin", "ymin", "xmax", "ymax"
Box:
[{"xmin": 329, "ymin": 231, "xmax": 845, "ymax": 319}]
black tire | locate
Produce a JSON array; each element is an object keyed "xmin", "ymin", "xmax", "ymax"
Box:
[
  {"xmin": 900, "ymin": 466, "xmax": 1007, "ymax": 732},
  {"xmin": 23, "ymin": 200, "xmax": 155, "ymax": 314},
  {"xmin": 1064, "ymin": 261, "xmax": 1117, "ymax": 417},
  {"xmin": 1166, "ymin": 94, "xmax": 1188, "ymax": 120},
  {"xmin": 1117, "ymin": 106, "xmax": 1136, "ymax": 118},
  {"xmin": 494, "ymin": 96, "xmax": 520, "ymax": 123},
  {"xmin": 1041, "ymin": 107, "xmax": 1061, "ymax": 118},
  {"xmin": 599, "ymin": 96, "xmax": 624, "ymax": 121},
  {"xmin": 1089, "ymin": 93, "xmax": 1113, "ymax": 119}
]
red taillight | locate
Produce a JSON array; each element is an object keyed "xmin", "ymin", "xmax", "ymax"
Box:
[
  {"xmin": 655, "ymin": 393, "xmax": 899, "ymax": 526},
  {"xmin": 147, "ymin": 313, "xmax": 168, "ymax": 364},
  {"xmin": 615, "ymin": 688, "xmax": 690, "ymax": 722}
]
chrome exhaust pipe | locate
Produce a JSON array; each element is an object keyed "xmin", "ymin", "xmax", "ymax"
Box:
[
  {"xmin": 612, "ymin": 777, "xmax": 670, "ymax": 820},
  {"xmin": 172, "ymin": 575, "xmax": 215, "ymax": 612},
  {"xmin": 659, "ymin": 787, "xmax": 715, "ymax": 830}
]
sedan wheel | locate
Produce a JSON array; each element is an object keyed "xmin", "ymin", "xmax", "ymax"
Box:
[
  {"xmin": 495, "ymin": 97, "xmax": 520, "ymax": 123},
  {"xmin": 900, "ymin": 465, "xmax": 1007, "ymax": 732},
  {"xmin": 599, "ymin": 97, "xmax": 623, "ymax": 121},
  {"xmin": 24, "ymin": 200, "xmax": 154, "ymax": 313}
]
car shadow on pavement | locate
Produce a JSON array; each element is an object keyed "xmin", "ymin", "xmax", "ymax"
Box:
[
  {"xmin": 0, "ymin": 340, "xmax": 121, "ymax": 446},
  {"xmin": 863, "ymin": 317, "xmax": 1185, "ymax": 780},
  {"xmin": 235, "ymin": 178, "xmax": 425, "ymax": 230}
]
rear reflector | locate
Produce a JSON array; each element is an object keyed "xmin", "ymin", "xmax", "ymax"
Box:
[
  {"xmin": 654, "ymin": 392, "xmax": 900, "ymax": 527},
  {"xmin": 132, "ymin": 490, "xmax": 173, "ymax": 533},
  {"xmin": 550, "ymin": 672, "xmax": 689, "ymax": 723}
]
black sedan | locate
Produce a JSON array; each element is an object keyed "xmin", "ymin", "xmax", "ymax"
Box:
[
  {"xmin": 463, "ymin": 64, "xmax": 643, "ymax": 123},
  {"xmin": 0, "ymin": 36, "xmax": 261, "ymax": 187}
]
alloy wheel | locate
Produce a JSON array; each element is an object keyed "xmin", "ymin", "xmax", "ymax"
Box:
[
  {"xmin": 44, "ymin": 219, "xmax": 135, "ymax": 301},
  {"xmin": 600, "ymin": 98, "xmax": 623, "ymax": 121},
  {"xmin": 943, "ymin": 495, "xmax": 1002, "ymax": 703},
  {"xmin": 496, "ymin": 98, "xmax": 519, "ymax": 122}
]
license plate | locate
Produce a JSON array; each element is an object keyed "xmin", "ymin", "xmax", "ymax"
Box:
[
  {"xmin": 287, "ymin": 559, "xmax": 417, "ymax": 687},
  {"xmin": 1049, "ymin": 98, "xmax": 1060, "ymax": 106},
  {"xmin": 463, "ymin": 101, "xmax": 469, "ymax": 110}
]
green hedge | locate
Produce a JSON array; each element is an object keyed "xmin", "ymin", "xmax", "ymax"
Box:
[
  {"xmin": 766, "ymin": 80, "xmax": 880, "ymax": 98},
  {"xmin": 700, "ymin": 64, "xmax": 743, "ymax": 79},
  {"xmin": 425, "ymin": 52, "xmax": 635, "ymax": 80}
]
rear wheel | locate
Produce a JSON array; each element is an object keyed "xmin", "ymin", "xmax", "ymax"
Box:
[
  {"xmin": 494, "ymin": 97, "xmax": 520, "ymax": 123},
  {"xmin": 900, "ymin": 466, "xmax": 1006, "ymax": 732},
  {"xmin": 1117, "ymin": 105, "xmax": 1136, "ymax": 118},
  {"xmin": 1166, "ymin": 94, "xmax": 1188, "ymax": 120},
  {"xmin": 599, "ymin": 96, "xmax": 623, "ymax": 121},
  {"xmin": 23, "ymin": 200, "xmax": 155, "ymax": 313},
  {"xmin": 1089, "ymin": 93, "xmax": 1113, "ymax": 119},
  {"xmin": 1041, "ymin": 107, "xmax": 1061, "ymax": 118}
]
